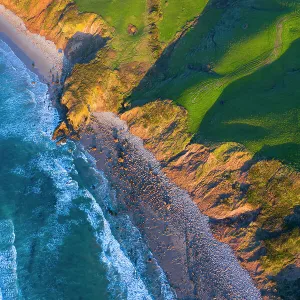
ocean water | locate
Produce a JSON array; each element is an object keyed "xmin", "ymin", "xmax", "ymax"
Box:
[{"xmin": 0, "ymin": 40, "xmax": 175, "ymax": 300}]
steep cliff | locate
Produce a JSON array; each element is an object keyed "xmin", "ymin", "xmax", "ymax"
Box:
[
  {"xmin": 2, "ymin": 0, "xmax": 300, "ymax": 299},
  {"xmin": 122, "ymin": 100, "xmax": 300, "ymax": 299},
  {"xmin": 0, "ymin": 0, "xmax": 111, "ymax": 49}
]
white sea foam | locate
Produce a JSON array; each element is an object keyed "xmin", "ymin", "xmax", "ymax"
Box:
[
  {"xmin": 34, "ymin": 152, "xmax": 78, "ymax": 217},
  {"xmin": 77, "ymin": 150, "xmax": 176, "ymax": 299},
  {"xmin": 79, "ymin": 190, "xmax": 153, "ymax": 300},
  {"xmin": 0, "ymin": 39, "xmax": 175, "ymax": 299},
  {"xmin": 32, "ymin": 149, "xmax": 166, "ymax": 300},
  {"xmin": 10, "ymin": 167, "xmax": 27, "ymax": 177},
  {"xmin": 110, "ymin": 214, "xmax": 175, "ymax": 300},
  {"xmin": 0, "ymin": 221, "xmax": 15, "ymax": 247},
  {"xmin": 0, "ymin": 221, "xmax": 18, "ymax": 300},
  {"xmin": 0, "ymin": 40, "xmax": 59, "ymax": 141}
]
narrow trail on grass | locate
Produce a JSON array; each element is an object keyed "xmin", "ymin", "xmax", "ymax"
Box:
[
  {"xmin": 190, "ymin": 14, "xmax": 297, "ymax": 107},
  {"xmin": 267, "ymin": 16, "xmax": 286, "ymax": 63}
]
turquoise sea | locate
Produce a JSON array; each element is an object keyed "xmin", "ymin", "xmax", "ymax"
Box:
[{"xmin": 0, "ymin": 40, "xmax": 174, "ymax": 299}]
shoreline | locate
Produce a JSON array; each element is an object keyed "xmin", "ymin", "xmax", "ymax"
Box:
[
  {"xmin": 81, "ymin": 112, "xmax": 261, "ymax": 299},
  {"xmin": 0, "ymin": 4, "xmax": 63, "ymax": 83},
  {"xmin": 0, "ymin": 4, "xmax": 262, "ymax": 299}
]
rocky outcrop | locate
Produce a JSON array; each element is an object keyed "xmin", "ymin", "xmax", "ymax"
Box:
[
  {"xmin": 49, "ymin": 0, "xmax": 165, "ymax": 137},
  {"xmin": 0, "ymin": 0, "xmax": 111, "ymax": 49},
  {"xmin": 57, "ymin": 53, "xmax": 151, "ymax": 134},
  {"xmin": 2, "ymin": 1, "xmax": 300, "ymax": 298},
  {"xmin": 122, "ymin": 100, "xmax": 192, "ymax": 161}
]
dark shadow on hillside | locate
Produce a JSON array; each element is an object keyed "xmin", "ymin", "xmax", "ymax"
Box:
[
  {"xmin": 273, "ymin": 264, "xmax": 300, "ymax": 300},
  {"xmin": 254, "ymin": 143, "xmax": 300, "ymax": 169},
  {"xmin": 60, "ymin": 32, "xmax": 109, "ymax": 83},
  {"xmin": 124, "ymin": 0, "xmax": 286, "ymax": 109},
  {"xmin": 193, "ymin": 38, "xmax": 300, "ymax": 169},
  {"xmin": 64, "ymin": 32, "xmax": 108, "ymax": 65},
  {"xmin": 124, "ymin": 0, "xmax": 224, "ymax": 108},
  {"xmin": 122, "ymin": 0, "xmax": 299, "ymax": 168},
  {"xmin": 56, "ymin": 32, "xmax": 109, "ymax": 125}
]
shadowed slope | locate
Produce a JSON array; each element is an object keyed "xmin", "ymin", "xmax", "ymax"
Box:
[
  {"xmin": 127, "ymin": 0, "xmax": 300, "ymax": 167},
  {"xmin": 198, "ymin": 38, "xmax": 300, "ymax": 169}
]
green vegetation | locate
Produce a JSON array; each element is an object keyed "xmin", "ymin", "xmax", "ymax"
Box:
[
  {"xmin": 74, "ymin": 0, "xmax": 147, "ymax": 38},
  {"xmin": 74, "ymin": 0, "xmax": 209, "ymax": 64},
  {"xmin": 158, "ymin": 0, "xmax": 208, "ymax": 42},
  {"xmin": 74, "ymin": 0, "xmax": 150, "ymax": 65},
  {"xmin": 247, "ymin": 161, "xmax": 300, "ymax": 229},
  {"xmin": 246, "ymin": 160, "xmax": 300, "ymax": 282},
  {"xmin": 122, "ymin": 100, "xmax": 192, "ymax": 160},
  {"xmin": 127, "ymin": 0, "xmax": 300, "ymax": 168},
  {"xmin": 262, "ymin": 229, "xmax": 300, "ymax": 275},
  {"xmin": 74, "ymin": 0, "xmax": 208, "ymax": 42}
]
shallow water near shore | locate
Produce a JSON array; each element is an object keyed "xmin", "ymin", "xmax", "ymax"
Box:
[{"xmin": 0, "ymin": 39, "xmax": 175, "ymax": 299}]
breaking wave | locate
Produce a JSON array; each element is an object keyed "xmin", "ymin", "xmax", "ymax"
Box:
[{"xmin": 0, "ymin": 39, "xmax": 175, "ymax": 299}]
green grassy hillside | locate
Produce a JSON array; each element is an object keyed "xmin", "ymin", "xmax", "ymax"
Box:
[
  {"xmin": 75, "ymin": 0, "xmax": 208, "ymax": 41},
  {"xmin": 158, "ymin": 0, "xmax": 209, "ymax": 42},
  {"xmin": 73, "ymin": 0, "xmax": 300, "ymax": 166},
  {"xmin": 125, "ymin": 0, "xmax": 300, "ymax": 169},
  {"xmin": 58, "ymin": 1, "xmax": 300, "ymax": 297},
  {"xmin": 75, "ymin": 0, "xmax": 147, "ymax": 36},
  {"xmin": 74, "ymin": 0, "xmax": 208, "ymax": 62},
  {"xmin": 74, "ymin": 0, "xmax": 149, "ymax": 64}
]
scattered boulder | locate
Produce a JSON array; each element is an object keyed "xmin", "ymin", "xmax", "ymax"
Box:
[{"xmin": 127, "ymin": 24, "xmax": 138, "ymax": 36}]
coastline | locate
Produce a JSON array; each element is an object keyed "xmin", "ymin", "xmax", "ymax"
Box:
[
  {"xmin": 81, "ymin": 112, "xmax": 261, "ymax": 299},
  {"xmin": 0, "ymin": 4, "xmax": 262, "ymax": 299},
  {"xmin": 0, "ymin": 4, "xmax": 63, "ymax": 83}
]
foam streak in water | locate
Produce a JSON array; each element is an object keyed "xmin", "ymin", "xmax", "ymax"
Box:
[
  {"xmin": 0, "ymin": 221, "xmax": 18, "ymax": 300},
  {"xmin": 0, "ymin": 38, "xmax": 175, "ymax": 300},
  {"xmin": 79, "ymin": 190, "xmax": 153, "ymax": 300}
]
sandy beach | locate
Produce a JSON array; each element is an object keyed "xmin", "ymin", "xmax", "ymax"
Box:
[
  {"xmin": 0, "ymin": 4, "xmax": 63, "ymax": 83},
  {"xmin": 0, "ymin": 4, "xmax": 262, "ymax": 299}
]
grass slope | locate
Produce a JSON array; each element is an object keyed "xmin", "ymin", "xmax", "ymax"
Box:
[
  {"xmin": 128, "ymin": 0, "xmax": 300, "ymax": 168},
  {"xmin": 158, "ymin": 0, "xmax": 209, "ymax": 42},
  {"xmin": 74, "ymin": 0, "xmax": 147, "ymax": 38},
  {"xmin": 74, "ymin": 0, "xmax": 209, "ymax": 63}
]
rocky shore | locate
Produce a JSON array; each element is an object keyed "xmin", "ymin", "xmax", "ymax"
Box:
[
  {"xmin": 1, "ymin": 1, "xmax": 299, "ymax": 299},
  {"xmin": 80, "ymin": 112, "xmax": 261, "ymax": 299},
  {"xmin": 0, "ymin": 3, "xmax": 262, "ymax": 299}
]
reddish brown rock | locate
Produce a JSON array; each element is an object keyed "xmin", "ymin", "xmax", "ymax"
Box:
[{"xmin": 127, "ymin": 24, "xmax": 138, "ymax": 35}]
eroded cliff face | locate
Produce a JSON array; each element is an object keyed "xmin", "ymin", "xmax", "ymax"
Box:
[
  {"xmin": 1, "ymin": 0, "xmax": 111, "ymax": 49},
  {"xmin": 121, "ymin": 100, "xmax": 192, "ymax": 161},
  {"xmin": 60, "ymin": 51, "xmax": 151, "ymax": 132},
  {"xmin": 122, "ymin": 100, "xmax": 300, "ymax": 299},
  {"xmin": 2, "ymin": 1, "xmax": 300, "ymax": 299}
]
